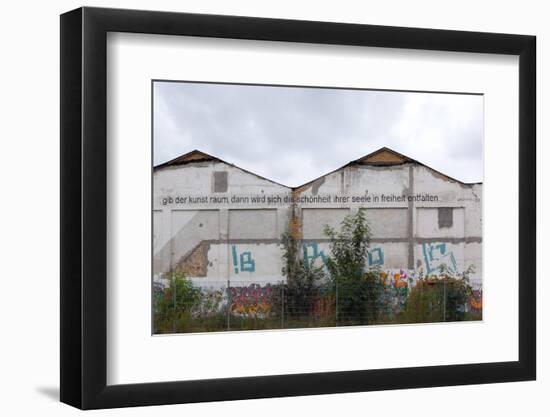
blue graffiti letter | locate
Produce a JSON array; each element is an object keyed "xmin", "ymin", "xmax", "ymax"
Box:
[
  {"xmin": 368, "ymin": 247, "xmax": 384, "ymax": 266},
  {"xmin": 240, "ymin": 251, "xmax": 256, "ymax": 272},
  {"xmin": 302, "ymin": 242, "xmax": 327, "ymax": 269},
  {"xmin": 422, "ymin": 242, "xmax": 457, "ymax": 274}
]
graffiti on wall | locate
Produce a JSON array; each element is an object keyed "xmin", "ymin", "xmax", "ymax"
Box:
[
  {"xmin": 422, "ymin": 242, "xmax": 457, "ymax": 274},
  {"xmin": 379, "ymin": 269, "xmax": 416, "ymax": 314},
  {"xmin": 303, "ymin": 242, "xmax": 327, "ymax": 268},
  {"xmin": 468, "ymin": 289, "xmax": 483, "ymax": 313},
  {"xmin": 231, "ymin": 245, "xmax": 256, "ymax": 273},
  {"xmin": 367, "ymin": 247, "xmax": 384, "ymax": 266},
  {"xmin": 229, "ymin": 283, "xmax": 273, "ymax": 317},
  {"xmin": 379, "ymin": 269, "xmax": 413, "ymax": 289},
  {"xmin": 303, "ymin": 242, "xmax": 386, "ymax": 268}
]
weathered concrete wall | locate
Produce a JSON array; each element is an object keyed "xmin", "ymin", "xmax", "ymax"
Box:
[
  {"xmin": 153, "ymin": 153, "xmax": 482, "ymax": 288},
  {"xmin": 153, "ymin": 161, "xmax": 291, "ymax": 286}
]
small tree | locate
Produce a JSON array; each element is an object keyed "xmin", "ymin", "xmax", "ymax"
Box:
[
  {"xmin": 280, "ymin": 232, "xmax": 326, "ymax": 320},
  {"xmin": 153, "ymin": 272, "xmax": 201, "ymax": 333},
  {"xmin": 324, "ymin": 208, "xmax": 382, "ymax": 324}
]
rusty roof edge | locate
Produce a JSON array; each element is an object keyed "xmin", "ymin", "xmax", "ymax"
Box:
[
  {"xmin": 154, "ymin": 149, "xmax": 292, "ymax": 189},
  {"xmin": 154, "ymin": 147, "xmax": 483, "ymax": 189},
  {"xmin": 153, "ymin": 149, "xmax": 218, "ymax": 169},
  {"xmin": 351, "ymin": 146, "xmax": 413, "ymax": 164},
  {"xmin": 351, "ymin": 147, "xmax": 482, "ymax": 187}
]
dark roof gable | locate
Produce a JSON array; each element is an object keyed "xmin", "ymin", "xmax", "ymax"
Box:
[
  {"xmin": 154, "ymin": 147, "xmax": 482, "ymax": 187},
  {"xmin": 353, "ymin": 147, "xmax": 413, "ymax": 166},
  {"xmin": 154, "ymin": 150, "xmax": 216, "ymax": 169}
]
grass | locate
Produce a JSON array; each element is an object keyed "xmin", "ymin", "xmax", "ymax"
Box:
[{"xmin": 153, "ymin": 310, "xmax": 481, "ymax": 334}]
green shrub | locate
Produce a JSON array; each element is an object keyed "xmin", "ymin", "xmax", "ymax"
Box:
[
  {"xmin": 153, "ymin": 272, "xmax": 201, "ymax": 333},
  {"xmin": 324, "ymin": 208, "xmax": 383, "ymax": 324},
  {"xmin": 402, "ymin": 274, "xmax": 472, "ymax": 323},
  {"xmin": 280, "ymin": 232, "xmax": 326, "ymax": 320}
]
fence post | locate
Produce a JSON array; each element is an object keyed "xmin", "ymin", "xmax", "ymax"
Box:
[
  {"xmin": 335, "ymin": 279, "xmax": 339, "ymax": 326},
  {"xmin": 443, "ymin": 279, "xmax": 446, "ymax": 322},
  {"xmin": 227, "ymin": 279, "xmax": 231, "ymax": 331},
  {"xmin": 281, "ymin": 284, "xmax": 285, "ymax": 329},
  {"xmin": 172, "ymin": 276, "xmax": 176, "ymax": 334}
]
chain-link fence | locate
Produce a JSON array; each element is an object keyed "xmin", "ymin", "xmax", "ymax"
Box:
[{"xmin": 153, "ymin": 278, "xmax": 483, "ymax": 334}]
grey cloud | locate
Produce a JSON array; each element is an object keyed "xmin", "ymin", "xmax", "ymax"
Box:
[{"xmin": 154, "ymin": 82, "xmax": 483, "ymax": 186}]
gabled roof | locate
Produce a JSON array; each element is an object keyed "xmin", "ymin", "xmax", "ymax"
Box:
[
  {"xmin": 154, "ymin": 149, "xmax": 290, "ymax": 188},
  {"xmin": 154, "ymin": 149, "xmax": 217, "ymax": 168},
  {"xmin": 154, "ymin": 147, "xmax": 482, "ymax": 188},
  {"xmin": 353, "ymin": 147, "xmax": 413, "ymax": 165}
]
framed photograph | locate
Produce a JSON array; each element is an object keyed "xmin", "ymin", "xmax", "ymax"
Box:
[{"xmin": 60, "ymin": 6, "xmax": 536, "ymax": 409}]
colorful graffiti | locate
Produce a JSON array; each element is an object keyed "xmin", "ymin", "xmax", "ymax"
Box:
[
  {"xmin": 229, "ymin": 283, "xmax": 274, "ymax": 317},
  {"xmin": 422, "ymin": 242, "xmax": 457, "ymax": 274},
  {"xmin": 231, "ymin": 245, "xmax": 256, "ymax": 273},
  {"xmin": 468, "ymin": 289, "xmax": 483, "ymax": 313},
  {"xmin": 379, "ymin": 269, "xmax": 415, "ymax": 315}
]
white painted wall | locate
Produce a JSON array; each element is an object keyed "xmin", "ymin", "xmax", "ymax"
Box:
[{"xmin": 154, "ymin": 159, "xmax": 482, "ymax": 286}]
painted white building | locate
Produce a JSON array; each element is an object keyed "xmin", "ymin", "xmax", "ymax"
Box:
[{"xmin": 153, "ymin": 148, "xmax": 482, "ymax": 288}]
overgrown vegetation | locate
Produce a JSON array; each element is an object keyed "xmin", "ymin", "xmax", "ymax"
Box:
[
  {"xmin": 279, "ymin": 231, "xmax": 326, "ymax": 321},
  {"xmin": 153, "ymin": 209, "xmax": 481, "ymax": 333},
  {"xmin": 402, "ymin": 265, "xmax": 477, "ymax": 323},
  {"xmin": 153, "ymin": 272, "xmax": 201, "ymax": 333},
  {"xmin": 323, "ymin": 208, "xmax": 383, "ymax": 324}
]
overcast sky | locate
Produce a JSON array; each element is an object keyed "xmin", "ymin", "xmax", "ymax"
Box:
[{"xmin": 154, "ymin": 81, "xmax": 483, "ymax": 186}]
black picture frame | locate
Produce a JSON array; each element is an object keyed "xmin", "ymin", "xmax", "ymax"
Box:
[{"xmin": 60, "ymin": 6, "xmax": 536, "ymax": 410}]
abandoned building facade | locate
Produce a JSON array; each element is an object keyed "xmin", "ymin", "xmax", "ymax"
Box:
[{"xmin": 153, "ymin": 148, "xmax": 482, "ymax": 289}]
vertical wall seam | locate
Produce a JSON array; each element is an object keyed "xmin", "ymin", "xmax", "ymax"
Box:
[{"xmin": 407, "ymin": 165, "xmax": 414, "ymax": 269}]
